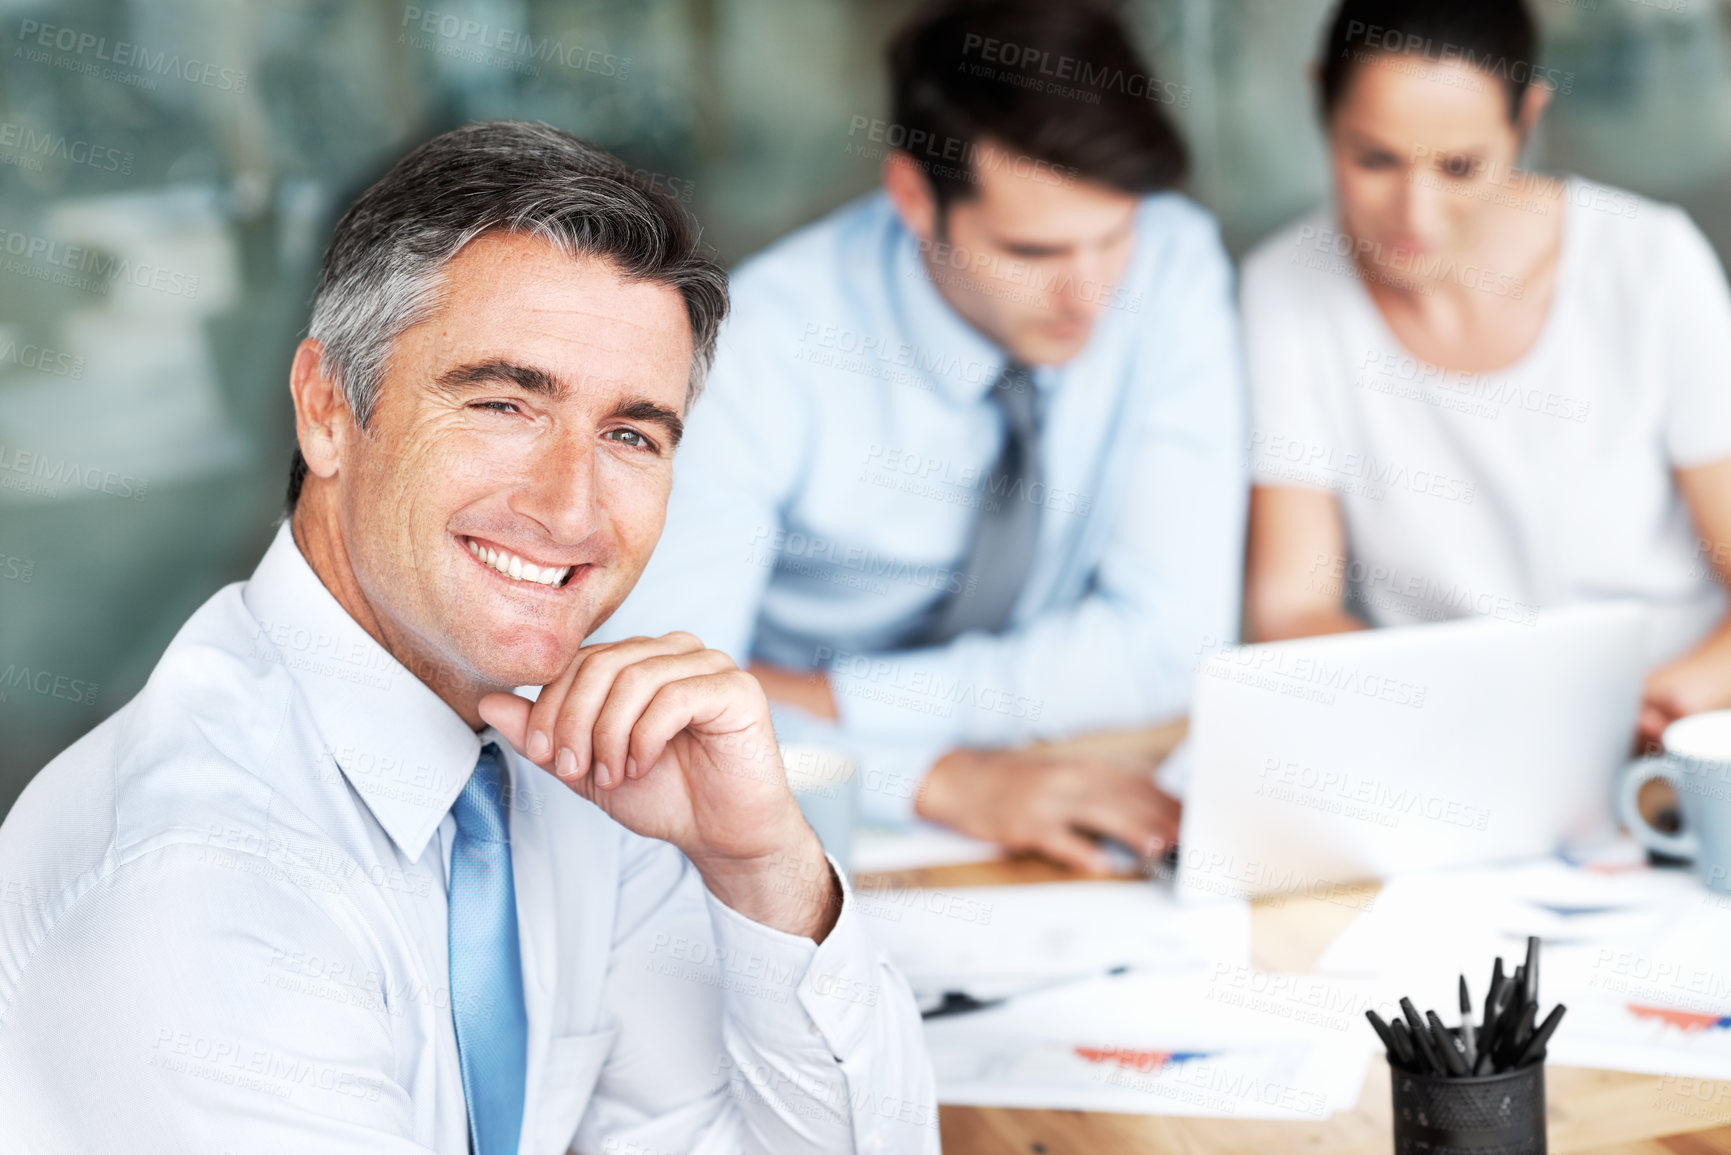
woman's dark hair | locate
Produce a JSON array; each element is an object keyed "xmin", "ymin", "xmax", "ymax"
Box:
[
  {"xmin": 887, "ymin": 0, "xmax": 1188, "ymax": 213},
  {"xmin": 1319, "ymin": 0, "xmax": 1539, "ymax": 121}
]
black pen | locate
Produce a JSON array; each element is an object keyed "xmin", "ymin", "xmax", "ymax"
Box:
[
  {"xmin": 1503, "ymin": 966, "xmax": 1526, "ymax": 1055},
  {"xmin": 1511, "ymin": 1000, "xmax": 1538, "ymax": 1053},
  {"xmin": 1472, "ymin": 983, "xmax": 1501, "ymax": 1075},
  {"xmin": 1480, "ymin": 959, "xmax": 1505, "ymax": 1049},
  {"xmin": 1459, "ymin": 975, "xmax": 1478, "ymax": 1070},
  {"xmin": 1401, "ymin": 997, "xmax": 1444, "ymax": 1075},
  {"xmin": 1485, "ymin": 994, "xmax": 1517, "ymax": 1070},
  {"xmin": 1427, "ymin": 1009, "xmax": 1469, "ymax": 1076},
  {"xmin": 1366, "ymin": 1009, "xmax": 1398, "ymax": 1055},
  {"xmin": 1523, "ymin": 935, "xmax": 1540, "ymax": 1008},
  {"xmin": 920, "ymin": 964, "xmax": 1130, "ymax": 1019},
  {"xmin": 1390, "ymin": 1018, "xmax": 1418, "ymax": 1068},
  {"xmin": 1515, "ymin": 1003, "xmax": 1568, "ymax": 1068},
  {"xmin": 1480, "ymin": 973, "xmax": 1510, "ymax": 1069},
  {"xmin": 1495, "ymin": 1000, "xmax": 1535, "ymax": 1070}
]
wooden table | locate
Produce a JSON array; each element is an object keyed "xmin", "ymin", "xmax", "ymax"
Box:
[{"xmin": 857, "ymin": 724, "xmax": 1731, "ymax": 1154}]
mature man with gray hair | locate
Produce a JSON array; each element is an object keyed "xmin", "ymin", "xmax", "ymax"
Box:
[{"xmin": 0, "ymin": 121, "xmax": 937, "ymax": 1155}]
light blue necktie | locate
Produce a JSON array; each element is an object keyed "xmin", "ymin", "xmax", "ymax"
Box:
[{"xmin": 448, "ymin": 744, "xmax": 529, "ymax": 1155}]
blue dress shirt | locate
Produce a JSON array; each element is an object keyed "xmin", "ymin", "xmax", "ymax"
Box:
[{"xmin": 597, "ymin": 191, "xmax": 1248, "ymax": 823}]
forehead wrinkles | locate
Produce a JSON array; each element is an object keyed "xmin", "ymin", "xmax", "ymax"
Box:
[
  {"xmin": 428, "ymin": 261, "xmax": 688, "ymax": 373},
  {"xmin": 368, "ymin": 245, "xmax": 691, "ymax": 447}
]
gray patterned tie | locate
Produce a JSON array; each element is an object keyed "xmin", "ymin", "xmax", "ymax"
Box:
[{"xmin": 918, "ymin": 361, "xmax": 1042, "ymax": 644}]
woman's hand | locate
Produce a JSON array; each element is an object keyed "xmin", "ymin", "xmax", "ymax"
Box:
[{"xmin": 1641, "ymin": 625, "xmax": 1731, "ymax": 746}]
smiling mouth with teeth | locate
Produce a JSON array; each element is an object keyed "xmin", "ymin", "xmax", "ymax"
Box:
[{"xmin": 462, "ymin": 537, "xmax": 576, "ymax": 588}]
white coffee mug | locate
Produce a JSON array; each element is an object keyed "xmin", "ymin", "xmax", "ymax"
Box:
[{"xmin": 779, "ymin": 744, "xmax": 860, "ymax": 872}]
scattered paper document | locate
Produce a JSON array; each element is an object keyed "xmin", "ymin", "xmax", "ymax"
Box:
[
  {"xmin": 1318, "ymin": 854, "xmax": 1698, "ymax": 978},
  {"xmin": 925, "ymin": 968, "xmax": 1376, "ymax": 1118},
  {"xmin": 849, "ymin": 822, "xmax": 1005, "ymax": 874},
  {"xmin": 857, "ymin": 880, "xmax": 1250, "ymax": 997},
  {"xmin": 1316, "ymin": 847, "xmax": 1731, "ymax": 1080}
]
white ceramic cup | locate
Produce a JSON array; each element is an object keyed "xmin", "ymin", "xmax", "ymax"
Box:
[{"xmin": 779, "ymin": 744, "xmax": 860, "ymax": 873}]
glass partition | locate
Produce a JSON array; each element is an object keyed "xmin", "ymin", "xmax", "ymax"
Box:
[{"xmin": 2, "ymin": 0, "xmax": 1723, "ymax": 813}]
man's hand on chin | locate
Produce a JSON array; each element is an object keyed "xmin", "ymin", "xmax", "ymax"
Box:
[{"xmin": 479, "ymin": 633, "xmax": 841, "ymax": 942}]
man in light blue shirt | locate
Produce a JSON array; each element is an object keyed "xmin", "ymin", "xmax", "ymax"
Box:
[{"xmin": 599, "ymin": 0, "xmax": 1247, "ymax": 871}]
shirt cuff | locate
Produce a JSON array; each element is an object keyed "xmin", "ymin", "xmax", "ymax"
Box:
[{"xmin": 700, "ymin": 855, "xmax": 887, "ymax": 1059}]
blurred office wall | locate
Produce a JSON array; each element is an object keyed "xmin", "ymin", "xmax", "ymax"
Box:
[{"xmin": 0, "ymin": 0, "xmax": 1725, "ymax": 814}]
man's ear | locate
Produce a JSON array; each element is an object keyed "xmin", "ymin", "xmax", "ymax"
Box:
[
  {"xmin": 882, "ymin": 150, "xmax": 941, "ymax": 246},
  {"xmin": 289, "ymin": 338, "xmax": 351, "ymax": 483}
]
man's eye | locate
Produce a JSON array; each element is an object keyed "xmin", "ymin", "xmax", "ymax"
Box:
[
  {"xmin": 470, "ymin": 400, "xmax": 520, "ymax": 414},
  {"xmin": 1440, "ymin": 156, "xmax": 1479, "ymax": 180},
  {"xmin": 605, "ymin": 428, "xmax": 653, "ymax": 450},
  {"xmin": 1356, "ymin": 152, "xmax": 1398, "ymax": 171}
]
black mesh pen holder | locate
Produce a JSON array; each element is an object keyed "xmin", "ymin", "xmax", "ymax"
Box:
[{"xmin": 1391, "ymin": 1057, "xmax": 1546, "ymax": 1155}]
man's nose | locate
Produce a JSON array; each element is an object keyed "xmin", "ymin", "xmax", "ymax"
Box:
[
  {"xmin": 514, "ymin": 430, "xmax": 601, "ymax": 544},
  {"xmin": 1057, "ymin": 251, "xmax": 1110, "ymax": 316}
]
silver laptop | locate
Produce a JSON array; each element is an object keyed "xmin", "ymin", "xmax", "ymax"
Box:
[{"xmin": 1175, "ymin": 602, "xmax": 1649, "ymax": 901}]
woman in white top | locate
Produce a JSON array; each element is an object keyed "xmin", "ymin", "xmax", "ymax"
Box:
[{"xmin": 1243, "ymin": 0, "xmax": 1731, "ymax": 745}]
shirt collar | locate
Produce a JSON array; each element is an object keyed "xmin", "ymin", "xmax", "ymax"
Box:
[
  {"xmin": 890, "ymin": 217, "xmax": 1015, "ymax": 405},
  {"xmin": 242, "ymin": 521, "xmax": 483, "ymax": 863}
]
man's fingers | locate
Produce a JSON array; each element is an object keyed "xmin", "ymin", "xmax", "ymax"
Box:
[
  {"xmin": 519, "ymin": 636, "xmax": 636, "ymax": 762},
  {"xmin": 1143, "ymin": 786, "xmax": 1184, "ymax": 846},
  {"xmin": 589, "ymin": 650, "xmax": 736, "ymax": 788},
  {"xmin": 625, "ymin": 669, "xmax": 774, "ymax": 793},
  {"xmin": 477, "ymin": 692, "xmax": 535, "ymax": 761},
  {"xmin": 1052, "ymin": 766, "xmax": 1178, "ymax": 850},
  {"xmin": 1032, "ymin": 828, "xmax": 1113, "ymax": 875},
  {"xmin": 1069, "ymin": 797, "xmax": 1172, "ymax": 860},
  {"xmin": 540, "ymin": 632, "xmax": 705, "ymax": 780},
  {"xmin": 523, "ymin": 660, "xmax": 584, "ymax": 768}
]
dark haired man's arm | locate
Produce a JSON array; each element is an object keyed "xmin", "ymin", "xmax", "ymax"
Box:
[{"xmin": 793, "ymin": 212, "xmax": 1247, "ymax": 862}]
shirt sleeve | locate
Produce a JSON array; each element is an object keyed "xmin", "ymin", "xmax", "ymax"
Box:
[
  {"xmin": 589, "ymin": 292, "xmax": 808, "ymax": 663},
  {"xmin": 1656, "ymin": 207, "xmax": 1731, "ymax": 468},
  {"xmin": 825, "ymin": 212, "xmax": 1248, "ymax": 748},
  {"xmin": 574, "ymin": 836, "xmax": 939, "ymax": 1154},
  {"xmin": 1241, "ymin": 229, "xmax": 1341, "ymax": 493},
  {"xmin": 0, "ymin": 843, "xmax": 437, "ymax": 1154}
]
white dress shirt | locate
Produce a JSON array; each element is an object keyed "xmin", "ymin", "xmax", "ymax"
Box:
[{"xmin": 0, "ymin": 523, "xmax": 938, "ymax": 1154}]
